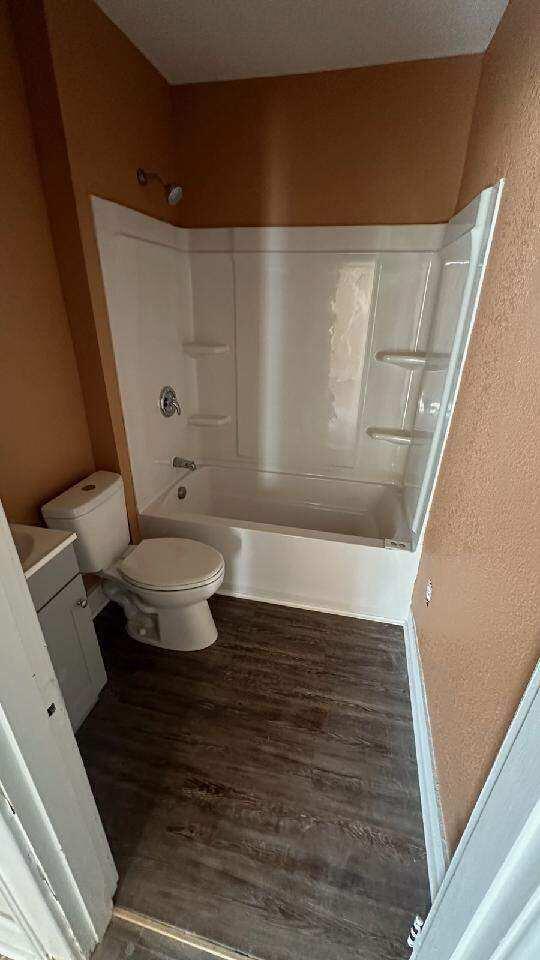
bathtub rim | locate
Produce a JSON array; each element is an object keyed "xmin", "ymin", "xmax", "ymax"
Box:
[
  {"xmin": 142, "ymin": 503, "xmax": 386, "ymax": 549},
  {"xmin": 141, "ymin": 469, "xmax": 413, "ymax": 550}
]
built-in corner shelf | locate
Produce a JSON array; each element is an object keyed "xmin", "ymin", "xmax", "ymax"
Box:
[
  {"xmin": 375, "ymin": 350, "xmax": 449, "ymax": 371},
  {"xmin": 183, "ymin": 342, "xmax": 230, "ymax": 358},
  {"xmin": 367, "ymin": 427, "xmax": 413, "ymax": 446},
  {"xmin": 188, "ymin": 414, "xmax": 231, "ymax": 428},
  {"xmin": 367, "ymin": 427, "xmax": 433, "ymax": 446}
]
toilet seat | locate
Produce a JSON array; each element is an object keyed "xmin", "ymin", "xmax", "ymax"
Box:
[{"xmin": 118, "ymin": 537, "xmax": 224, "ymax": 592}]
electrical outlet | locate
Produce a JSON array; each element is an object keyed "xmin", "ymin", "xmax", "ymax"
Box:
[{"xmin": 425, "ymin": 578, "xmax": 433, "ymax": 606}]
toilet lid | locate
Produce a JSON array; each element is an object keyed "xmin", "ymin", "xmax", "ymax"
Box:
[{"xmin": 119, "ymin": 538, "xmax": 224, "ymax": 591}]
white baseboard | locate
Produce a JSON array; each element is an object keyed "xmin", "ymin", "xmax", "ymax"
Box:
[
  {"xmin": 217, "ymin": 584, "xmax": 404, "ymax": 625},
  {"xmin": 403, "ymin": 610, "xmax": 448, "ymax": 900}
]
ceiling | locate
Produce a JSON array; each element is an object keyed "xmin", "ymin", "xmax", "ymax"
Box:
[{"xmin": 95, "ymin": 0, "xmax": 508, "ymax": 85}]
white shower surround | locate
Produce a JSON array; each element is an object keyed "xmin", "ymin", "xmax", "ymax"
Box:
[{"xmin": 92, "ymin": 188, "xmax": 501, "ymax": 623}]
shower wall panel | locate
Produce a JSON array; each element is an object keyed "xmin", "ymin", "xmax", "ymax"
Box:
[
  {"xmin": 189, "ymin": 252, "xmax": 237, "ymax": 462},
  {"xmin": 93, "ymin": 201, "xmax": 453, "ymax": 509},
  {"xmin": 403, "ymin": 183, "xmax": 504, "ymax": 546},
  {"xmin": 188, "ymin": 227, "xmax": 444, "ymax": 484},
  {"xmin": 93, "ymin": 190, "xmax": 501, "ymax": 546},
  {"xmin": 92, "ymin": 198, "xmax": 199, "ymax": 511}
]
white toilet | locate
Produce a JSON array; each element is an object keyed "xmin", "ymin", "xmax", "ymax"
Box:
[{"xmin": 42, "ymin": 472, "xmax": 224, "ymax": 651}]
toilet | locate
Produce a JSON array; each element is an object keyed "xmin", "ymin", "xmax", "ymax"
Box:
[{"xmin": 42, "ymin": 472, "xmax": 224, "ymax": 651}]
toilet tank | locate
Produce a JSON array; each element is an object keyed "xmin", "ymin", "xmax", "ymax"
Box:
[{"xmin": 42, "ymin": 471, "xmax": 130, "ymax": 573}]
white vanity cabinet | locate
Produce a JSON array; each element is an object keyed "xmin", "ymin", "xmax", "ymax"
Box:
[{"xmin": 26, "ymin": 540, "xmax": 106, "ymax": 731}]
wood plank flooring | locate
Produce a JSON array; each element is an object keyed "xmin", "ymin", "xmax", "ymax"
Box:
[{"xmin": 78, "ymin": 597, "xmax": 429, "ymax": 960}]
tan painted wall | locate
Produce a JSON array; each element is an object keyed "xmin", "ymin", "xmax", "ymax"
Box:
[
  {"xmin": 0, "ymin": 0, "xmax": 94, "ymax": 524},
  {"xmin": 412, "ymin": 0, "xmax": 540, "ymax": 853},
  {"xmin": 11, "ymin": 0, "xmax": 181, "ymax": 537},
  {"xmin": 171, "ymin": 56, "xmax": 482, "ymax": 227},
  {"xmin": 45, "ymin": 0, "xmax": 181, "ymax": 538}
]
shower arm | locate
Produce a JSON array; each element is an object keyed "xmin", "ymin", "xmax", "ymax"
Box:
[
  {"xmin": 137, "ymin": 168, "xmax": 183, "ymax": 205},
  {"xmin": 137, "ymin": 169, "xmax": 164, "ymax": 189}
]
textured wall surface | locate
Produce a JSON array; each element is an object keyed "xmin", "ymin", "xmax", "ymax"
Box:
[
  {"xmin": 0, "ymin": 0, "xmax": 94, "ymax": 523},
  {"xmin": 171, "ymin": 56, "xmax": 481, "ymax": 227},
  {"xmin": 11, "ymin": 0, "xmax": 181, "ymax": 536},
  {"xmin": 412, "ymin": 0, "xmax": 540, "ymax": 852},
  {"xmin": 43, "ymin": 0, "xmax": 180, "ymax": 537}
]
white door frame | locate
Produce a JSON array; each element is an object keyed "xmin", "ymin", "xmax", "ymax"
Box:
[{"xmin": 0, "ymin": 498, "xmax": 116, "ymax": 960}]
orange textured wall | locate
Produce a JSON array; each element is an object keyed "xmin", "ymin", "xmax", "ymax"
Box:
[
  {"xmin": 171, "ymin": 56, "xmax": 482, "ymax": 227},
  {"xmin": 11, "ymin": 0, "xmax": 181, "ymax": 537},
  {"xmin": 0, "ymin": 0, "xmax": 94, "ymax": 524},
  {"xmin": 44, "ymin": 0, "xmax": 180, "ymax": 536},
  {"xmin": 42, "ymin": 0, "xmax": 178, "ymax": 223},
  {"xmin": 412, "ymin": 0, "xmax": 540, "ymax": 852}
]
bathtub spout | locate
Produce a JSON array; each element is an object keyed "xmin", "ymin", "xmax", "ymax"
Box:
[{"xmin": 172, "ymin": 457, "xmax": 197, "ymax": 470}]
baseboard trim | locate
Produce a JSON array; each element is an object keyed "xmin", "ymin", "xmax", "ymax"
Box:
[
  {"xmin": 112, "ymin": 906, "xmax": 259, "ymax": 960},
  {"xmin": 87, "ymin": 584, "xmax": 108, "ymax": 619},
  {"xmin": 218, "ymin": 585, "xmax": 404, "ymax": 625},
  {"xmin": 403, "ymin": 610, "xmax": 448, "ymax": 900}
]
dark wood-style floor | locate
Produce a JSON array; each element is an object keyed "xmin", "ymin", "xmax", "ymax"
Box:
[{"xmin": 78, "ymin": 597, "xmax": 429, "ymax": 960}]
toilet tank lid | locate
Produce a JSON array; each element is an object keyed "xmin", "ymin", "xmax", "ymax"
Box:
[{"xmin": 42, "ymin": 471, "xmax": 124, "ymax": 520}]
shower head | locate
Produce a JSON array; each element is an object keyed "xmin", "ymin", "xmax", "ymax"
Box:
[
  {"xmin": 166, "ymin": 183, "xmax": 183, "ymax": 205},
  {"xmin": 137, "ymin": 168, "xmax": 183, "ymax": 205}
]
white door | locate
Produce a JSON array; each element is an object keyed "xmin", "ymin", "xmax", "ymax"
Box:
[{"xmin": 0, "ymin": 498, "xmax": 116, "ymax": 960}]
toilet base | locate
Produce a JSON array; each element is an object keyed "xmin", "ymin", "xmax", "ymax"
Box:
[
  {"xmin": 126, "ymin": 599, "xmax": 218, "ymax": 651},
  {"xmin": 102, "ymin": 559, "xmax": 224, "ymax": 652}
]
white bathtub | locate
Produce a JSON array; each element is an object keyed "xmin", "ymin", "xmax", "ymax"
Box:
[{"xmin": 140, "ymin": 466, "xmax": 420, "ymax": 623}]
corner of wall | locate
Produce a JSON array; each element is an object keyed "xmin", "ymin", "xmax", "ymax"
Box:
[{"xmin": 9, "ymin": 0, "xmax": 119, "ymax": 472}]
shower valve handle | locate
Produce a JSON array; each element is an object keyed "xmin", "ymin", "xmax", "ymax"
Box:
[{"xmin": 159, "ymin": 385, "xmax": 181, "ymax": 417}]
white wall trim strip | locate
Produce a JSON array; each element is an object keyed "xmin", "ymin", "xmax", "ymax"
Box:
[{"xmin": 403, "ymin": 609, "xmax": 448, "ymax": 900}]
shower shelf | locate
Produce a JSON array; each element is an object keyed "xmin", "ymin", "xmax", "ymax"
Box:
[
  {"xmin": 367, "ymin": 427, "xmax": 413, "ymax": 446},
  {"xmin": 183, "ymin": 342, "xmax": 230, "ymax": 357},
  {"xmin": 367, "ymin": 427, "xmax": 433, "ymax": 446},
  {"xmin": 375, "ymin": 350, "xmax": 449, "ymax": 370},
  {"xmin": 188, "ymin": 414, "xmax": 231, "ymax": 428}
]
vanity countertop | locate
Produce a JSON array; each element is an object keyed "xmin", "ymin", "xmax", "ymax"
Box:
[{"xmin": 9, "ymin": 523, "xmax": 76, "ymax": 580}]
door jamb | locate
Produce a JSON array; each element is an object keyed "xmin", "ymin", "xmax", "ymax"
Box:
[{"xmin": 0, "ymin": 499, "xmax": 116, "ymax": 959}]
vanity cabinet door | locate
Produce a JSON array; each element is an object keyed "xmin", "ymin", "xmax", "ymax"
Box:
[{"xmin": 37, "ymin": 575, "xmax": 106, "ymax": 731}]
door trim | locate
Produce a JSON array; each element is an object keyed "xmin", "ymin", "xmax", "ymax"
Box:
[
  {"xmin": 0, "ymin": 500, "xmax": 116, "ymax": 959},
  {"xmin": 0, "ymin": 788, "xmax": 82, "ymax": 960}
]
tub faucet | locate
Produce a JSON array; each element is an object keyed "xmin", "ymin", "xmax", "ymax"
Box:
[{"xmin": 172, "ymin": 456, "xmax": 197, "ymax": 471}]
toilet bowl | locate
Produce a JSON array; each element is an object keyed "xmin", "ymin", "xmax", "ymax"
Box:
[
  {"xmin": 42, "ymin": 471, "xmax": 225, "ymax": 652},
  {"xmin": 103, "ymin": 538, "xmax": 225, "ymax": 650}
]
